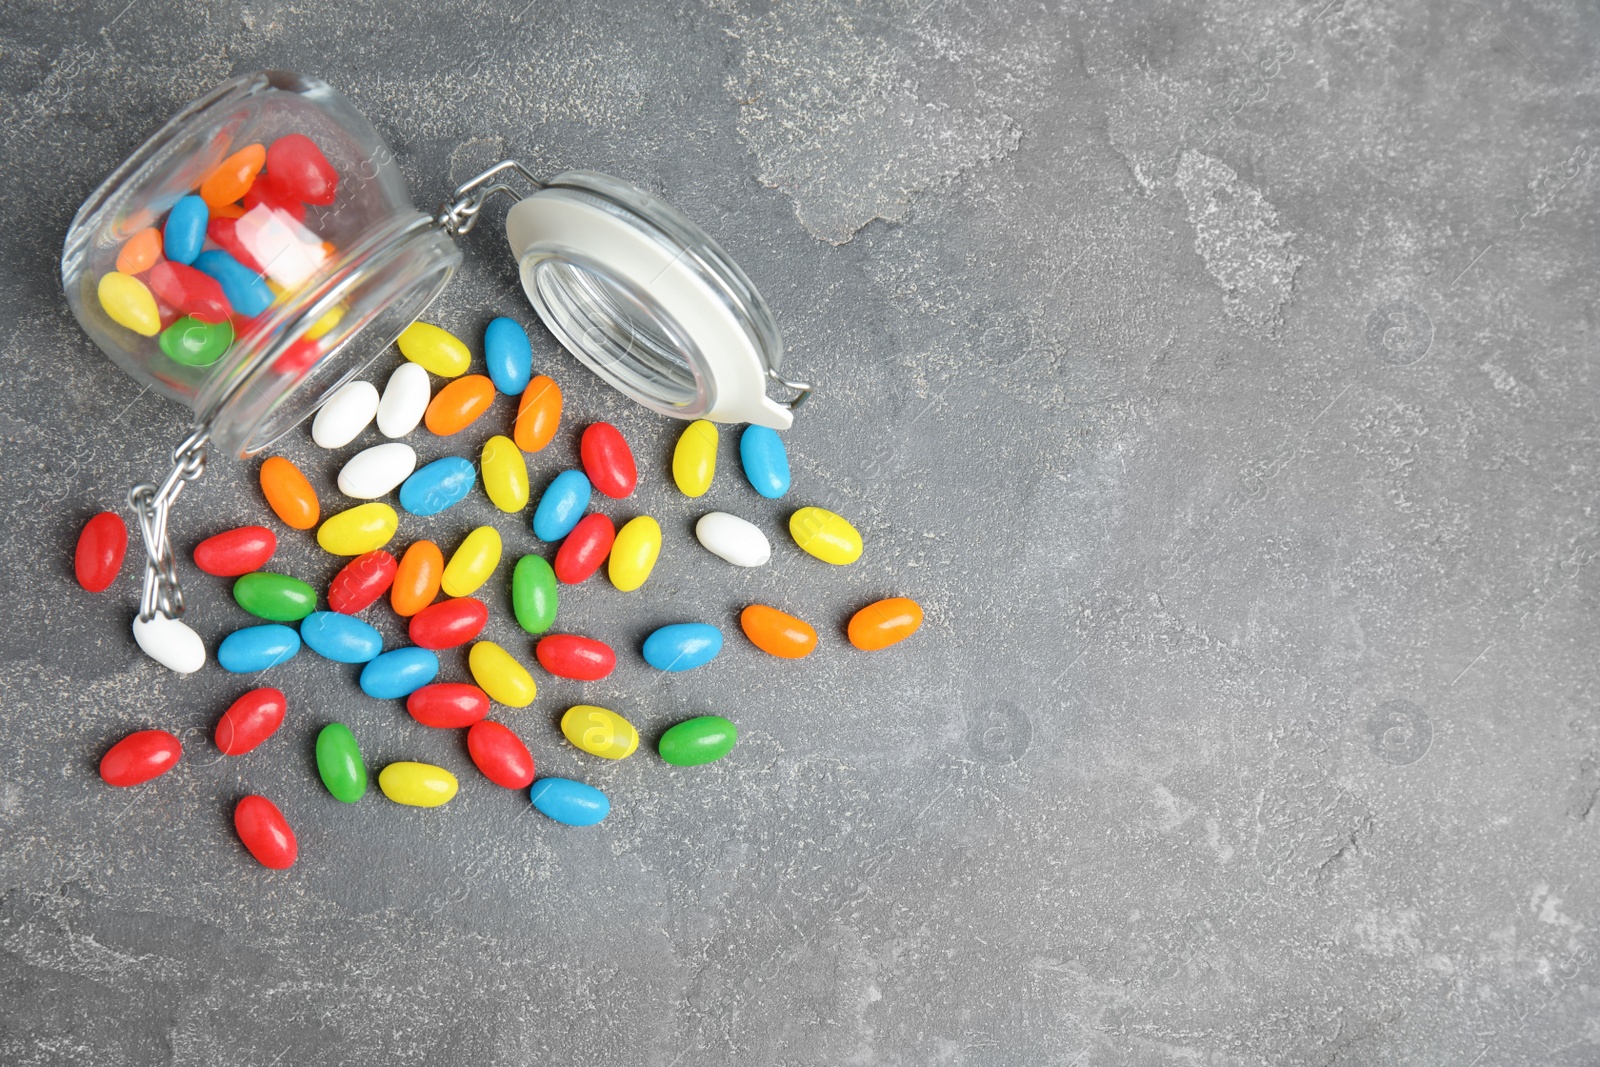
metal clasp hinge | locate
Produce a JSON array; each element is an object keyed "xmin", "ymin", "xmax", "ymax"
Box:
[
  {"xmin": 768, "ymin": 367, "xmax": 813, "ymax": 411},
  {"xmin": 128, "ymin": 426, "xmax": 210, "ymax": 622},
  {"xmin": 435, "ymin": 160, "xmax": 545, "ymax": 236}
]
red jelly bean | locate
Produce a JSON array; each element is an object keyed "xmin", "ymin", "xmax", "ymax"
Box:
[
  {"xmin": 99, "ymin": 729, "xmax": 181, "ymax": 787},
  {"xmin": 580, "ymin": 423, "xmax": 637, "ymax": 498},
  {"xmin": 265, "ymin": 133, "xmax": 339, "ymax": 206},
  {"xmin": 553, "ymin": 513, "xmax": 615, "ymax": 584},
  {"xmin": 206, "ymin": 216, "xmax": 265, "ymax": 273},
  {"xmin": 214, "ymin": 688, "xmax": 287, "ymax": 756},
  {"xmin": 406, "ymin": 683, "xmax": 490, "ymax": 728},
  {"xmin": 466, "ymin": 720, "xmax": 535, "ymax": 789},
  {"xmin": 275, "ymin": 337, "xmax": 322, "ymax": 376},
  {"xmin": 535, "ymin": 634, "xmax": 616, "ymax": 681},
  {"xmin": 328, "ymin": 550, "xmax": 397, "ymax": 614},
  {"xmin": 242, "ymin": 179, "xmax": 306, "ymax": 221},
  {"xmin": 193, "ymin": 525, "xmax": 276, "ymax": 577},
  {"xmin": 75, "ymin": 511, "xmax": 128, "ymax": 593},
  {"xmin": 145, "ymin": 261, "xmax": 233, "ymax": 324},
  {"xmin": 408, "ymin": 597, "xmax": 488, "ymax": 650},
  {"xmin": 234, "ymin": 795, "xmax": 297, "ymax": 869}
]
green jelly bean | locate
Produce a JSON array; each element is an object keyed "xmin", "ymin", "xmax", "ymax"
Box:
[
  {"xmin": 658, "ymin": 715, "xmax": 738, "ymax": 767},
  {"xmin": 511, "ymin": 554, "xmax": 557, "ymax": 634},
  {"xmin": 233, "ymin": 571, "xmax": 317, "ymax": 622},
  {"xmin": 316, "ymin": 723, "xmax": 367, "ymax": 803},
  {"xmin": 159, "ymin": 316, "xmax": 233, "ymax": 367}
]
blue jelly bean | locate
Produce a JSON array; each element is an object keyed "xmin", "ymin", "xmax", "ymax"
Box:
[
  {"xmin": 529, "ymin": 778, "xmax": 610, "ymax": 826},
  {"xmin": 398, "ymin": 456, "xmax": 477, "ymax": 516},
  {"xmin": 740, "ymin": 425, "xmax": 791, "ymax": 499},
  {"xmin": 163, "ymin": 195, "xmax": 209, "ymax": 265},
  {"xmin": 531, "ymin": 470, "xmax": 591, "ymax": 542},
  {"xmin": 217, "ymin": 624, "xmax": 301, "ymax": 673},
  {"xmin": 300, "ymin": 611, "xmax": 383, "ymax": 664},
  {"xmin": 192, "ymin": 249, "xmax": 272, "ymax": 317},
  {"xmin": 484, "ymin": 317, "xmax": 533, "ymax": 396},
  {"xmin": 359, "ymin": 646, "xmax": 439, "ymax": 699},
  {"xmin": 641, "ymin": 622, "xmax": 724, "ymax": 672}
]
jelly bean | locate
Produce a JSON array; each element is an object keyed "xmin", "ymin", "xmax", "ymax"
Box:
[
  {"xmin": 265, "ymin": 133, "xmax": 338, "ymax": 205},
  {"xmin": 740, "ymin": 425, "xmax": 792, "ymax": 499},
  {"xmin": 315, "ymin": 723, "xmax": 367, "ymax": 803},
  {"xmin": 275, "ymin": 336, "xmax": 321, "ymax": 375},
  {"xmin": 848, "ymin": 597, "xmax": 924, "ymax": 651},
  {"xmin": 260, "ymin": 456, "xmax": 319, "ymax": 530},
  {"xmin": 214, "ymin": 687, "xmax": 286, "ymax": 756},
  {"xmin": 306, "ymin": 303, "xmax": 345, "ymax": 340},
  {"xmin": 468, "ymin": 641, "xmax": 536, "ymax": 708},
  {"xmin": 193, "ymin": 526, "xmax": 275, "ymax": 577},
  {"xmin": 132, "ymin": 614, "xmax": 205, "ymax": 674},
  {"xmin": 738, "ymin": 604, "xmax": 818, "ymax": 659},
  {"xmin": 158, "ymin": 316, "xmax": 233, "ymax": 366},
  {"xmin": 200, "ymin": 143, "xmax": 265, "ymax": 207},
  {"xmin": 560, "ymin": 705, "xmax": 639, "ymax": 760},
  {"xmin": 481, "ymin": 435, "xmax": 529, "ymax": 513},
  {"xmin": 467, "ymin": 720, "xmax": 535, "ymax": 789},
  {"xmin": 789, "ymin": 506, "xmax": 862, "ymax": 565},
  {"xmin": 206, "ymin": 216, "xmax": 264, "ymax": 273},
  {"xmin": 532, "ymin": 470, "xmax": 591, "ymax": 542},
  {"xmin": 75, "ymin": 511, "xmax": 127, "ymax": 592},
  {"xmin": 162, "ymin": 194, "xmax": 208, "ymax": 264},
  {"xmin": 673, "ymin": 420, "xmax": 718, "ymax": 497},
  {"xmin": 658, "ymin": 715, "xmax": 738, "ymax": 767},
  {"xmin": 234, "ymin": 795, "xmax": 297, "ymax": 869},
  {"xmin": 193, "ymin": 249, "xmax": 273, "ymax": 317},
  {"xmin": 399, "ymin": 456, "xmax": 476, "ymax": 516},
  {"xmin": 242, "ymin": 178, "xmax": 305, "ymax": 220},
  {"xmin": 338, "ymin": 442, "xmax": 417, "ymax": 499},
  {"xmin": 218, "ymin": 624, "xmax": 301, "ymax": 673},
  {"xmin": 100, "ymin": 729, "xmax": 181, "ymax": 787},
  {"xmin": 580, "ymin": 423, "xmax": 637, "ymax": 499},
  {"xmin": 424, "ymin": 374, "xmax": 495, "ymax": 435},
  {"xmin": 233, "ymin": 571, "xmax": 317, "ymax": 622},
  {"xmin": 530, "ymin": 777, "xmax": 609, "ymax": 826},
  {"xmin": 212, "ymin": 202, "xmax": 245, "ymax": 219},
  {"xmin": 695, "ymin": 511, "xmax": 771, "ymax": 567},
  {"xmin": 552, "ymin": 513, "xmax": 614, "ymax": 584},
  {"xmin": 115, "ymin": 227, "xmax": 162, "ymax": 275},
  {"xmin": 311, "ymin": 379, "xmax": 379, "ymax": 448},
  {"xmin": 536, "ymin": 634, "xmax": 616, "ymax": 681},
  {"xmin": 642, "ymin": 623, "xmax": 724, "ymax": 672},
  {"xmin": 146, "ymin": 261, "xmax": 232, "ymax": 323},
  {"xmin": 377, "ymin": 361, "xmax": 430, "ymax": 438},
  {"xmin": 379, "ymin": 762, "xmax": 458, "ymax": 807},
  {"xmin": 511, "ymin": 554, "xmax": 558, "ymax": 634},
  {"xmin": 97, "ymin": 272, "xmax": 161, "ymax": 336},
  {"xmin": 442, "ymin": 526, "xmax": 502, "ymax": 597},
  {"xmin": 409, "ymin": 597, "xmax": 488, "ymax": 650},
  {"xmin": 328, "ymin": 550, "xmax": 397, "ymax": 614},
  {"xmin": 391, "ymin": 541, "xmax": 443, "ymax": 616},
  {"xmin": 484, "ymin": 317, "xmax": 532, "ymax": 395},
  {"xmin": 608, "ymin": 516, "xmax": 662, "ymax": 592},
  {"xmin": 317, "ymin": 502, "xmax": 398, "ymax": 556},
  {"xmin": 407, "ymin": 683, "xmax": 490, "ymax": 728},
  {"xmin": 359, "ymin": 646, "xmax": 439, "ymax": 700},
  {"xmin": 397, "ymin": 322, "xmax": 470, "ymax": 377},
  {"xmin": 513, "ymin": 375, "xmax": 562, "ymax": 452},
  {"xmin": 300, "ymin": 611, "xmax": 383, "ymax": 664}
]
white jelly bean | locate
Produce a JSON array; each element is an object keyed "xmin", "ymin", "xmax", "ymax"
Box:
[
  {"xmin": 132, "ymin": 614, "xmax": 206, "ymax": 674},
  {"xmin": 377, "ymin": 362, "xmax": 430, "ymax": 438},
  {"xmin": 694, "ymin": 512, "xmax": 771, "ymax": 568},
  {"xmin": 337, "ymin": 442, "xmax": 417, "ymax": 500},
  {"xmin": 312, "ymin": 380, "xmax": 380, "ymax": 449}
]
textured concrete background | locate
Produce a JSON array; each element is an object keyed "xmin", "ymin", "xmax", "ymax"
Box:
[{"xmin": 3, "ymin": 0, "xmax": 1599, "ymax": 1063}]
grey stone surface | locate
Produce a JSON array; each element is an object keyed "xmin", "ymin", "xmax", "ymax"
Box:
[{"xmin": 3, "ymin": 0, "xmax": 1599, "ymax": 1063}]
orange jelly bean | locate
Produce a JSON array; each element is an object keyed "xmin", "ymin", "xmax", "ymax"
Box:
[
  {"xmin": 391, "ymin": 540, "xmax": 444, "ymax": 616},
  {"xmin": 200, "ymin": 144, "xmax": 266, "ymax": 208},
  {"xmin": 425, "ymin": 374, "xmax": 495, "ymax": 436},
  {"xmin": 259, "ymin": 456, "xmax": 320, "ymax": 530},
  {"xmin": 739, "ymin": 604, "xmax": 818, "ymax": 659},
  {"xmin": 513, "ymin": 375, "xmax": 562, "ymax": 452},
  {"xmin": 115, "ymin": 227, "xmax": 163, "ymax": 275},
  {"xmin": 212, "ymin": 202, "xmax": 246, "ymax": 219},
  {"xmin": 847, "ymin": 597, "xmax": 924, "ymax": 651}
]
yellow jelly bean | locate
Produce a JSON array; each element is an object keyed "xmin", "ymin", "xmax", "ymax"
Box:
[
  {"xmin": 560, "ymin": 705, "xmax": 639, "ymax": 760},
  {"xmin": 378, "ymin": 761, "xmax": 459, "ymax": 807},
  {"xmin": 789, "ymin": 506, "xmax": 863, "ymax": 565},
  {"xmin": 97, "ymin": 272, "xmax": 161, "ymax": 337},
  {"xmin": 672, "ymin": 420, "xmax": 718, "ymax": 498},
  {"xmin": 397, "ymin": 322, "xmax": 470, "ymax": 377},
  {"xmin": 608, "ymin": 516, "xmax": 662, "ymax": 592},
  {"xmin": 316, "ymin": 502, "xmax": 398, "ymax": 556},
  {"xmin": 306, "ymin": 303, "xmax": 345, "ymax": 341},
  {"xmin": 468, "ymin": 640, "xmax": 536, "ymax": 707},
  {"xmin": 481, "ymin": 435, "xmax": 529, "ymax": 513},
  {"xmin": 441, "ymin": 525, "xmax": 502, "ymax": 597}
]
